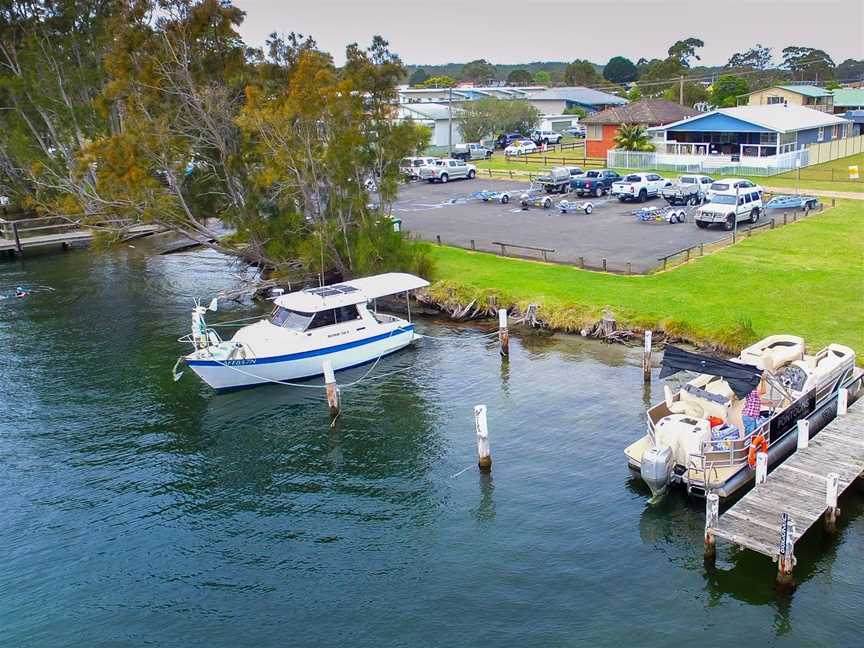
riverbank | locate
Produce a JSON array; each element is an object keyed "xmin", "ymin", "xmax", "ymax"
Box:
[{"xmin": 424, "ymin": 199, "xmax": 864, "ymax": 358}]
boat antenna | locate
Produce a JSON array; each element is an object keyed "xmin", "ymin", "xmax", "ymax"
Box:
[{"xmin": 319, "ymin": 231, "xmax": 325, "ymax": 288}]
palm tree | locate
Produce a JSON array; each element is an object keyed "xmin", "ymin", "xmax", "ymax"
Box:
[{"xmin": 613, "ymin": 124, "xmax": 655, "ymax": 151}]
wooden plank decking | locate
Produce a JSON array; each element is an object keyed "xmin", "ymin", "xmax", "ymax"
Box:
[
  {"xmin": 712, "ymin": 395, "xmax": 864, "ymax": 558},
  {"xmin": 0, "ymin": 223, "xmax": 162, "ymax": 253}
]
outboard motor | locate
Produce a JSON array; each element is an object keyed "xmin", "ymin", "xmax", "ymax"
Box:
[{"xmin": 641, "ymin": 445, "xmax": 674, "ymax": 498}]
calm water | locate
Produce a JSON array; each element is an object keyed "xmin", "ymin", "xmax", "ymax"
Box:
[{"xmin": 2, "ymin": 241, "xmax": 862, "ymax": 647}]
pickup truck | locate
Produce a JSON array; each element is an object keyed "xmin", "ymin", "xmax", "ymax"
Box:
[
  {"xmin": 661, "ymin": 174, "xmax": 714, "ymax": 205},
  {"xmin": 530, "ymin": 130, "xmax": 563, "ymax": 145},
  {"xmin": 611, "ymin": 173, "xmax": 670, "ymax": 203},
  {"xmin": 571, "ymin": 169, "xmax": 621, "ymax": 197},
  {"xmin": 418, "ymin": 158, "xmax": 477, "ymax": 183},
  {"xmin": 453, "ymin": 143, "xmax": 493, "ymax": 161},
  {"xmin": 537, "ymin": 166, "xmax": 573, "ymax": 194}
]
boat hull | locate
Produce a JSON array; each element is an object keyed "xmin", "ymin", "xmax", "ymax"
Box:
[{"xmin": 185, "ymin": 326, "xmax": 415, "ymax": 390}]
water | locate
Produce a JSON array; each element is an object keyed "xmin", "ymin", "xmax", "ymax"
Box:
[{"xmin": 2, "ymin": 243, "xmax": 862, "ymax": 647}]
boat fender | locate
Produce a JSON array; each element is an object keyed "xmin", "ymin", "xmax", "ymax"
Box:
[{"xmin": 747, "ymin": 433, "xmax": 768, "ymax": 468}]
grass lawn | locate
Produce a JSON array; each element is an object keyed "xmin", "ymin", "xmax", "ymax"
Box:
[{"xmin": 427, "ymin": 200, "xmax": 864, "ymax": 357}]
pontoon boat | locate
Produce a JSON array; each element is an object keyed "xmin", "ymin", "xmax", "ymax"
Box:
[
  {"xmin": 179, "ymin": 273, "xmax": 429, "ymax": 390},
  {"xmin": 625, "ymin": 335, "xmax": 861, "ymax": 499}
]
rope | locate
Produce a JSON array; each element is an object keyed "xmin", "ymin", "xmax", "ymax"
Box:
[
  {"xmin": 416, "ymin": 330, "xmax": 500, "ymax": 342},
  {"xmin": 208, "ymin": 314, "xmax": 267, "ymax": 327}
]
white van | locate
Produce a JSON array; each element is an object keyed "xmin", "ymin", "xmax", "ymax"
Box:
[{"xmin": 696, "ymin": 187, "xmax": 763, "ymax": 230}]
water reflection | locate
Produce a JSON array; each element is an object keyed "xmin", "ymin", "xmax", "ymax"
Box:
[{"xmin": 472, "ymin": 472, "xmax": 496, "ymax": 522}]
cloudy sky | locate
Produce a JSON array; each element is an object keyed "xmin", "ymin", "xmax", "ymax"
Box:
[{"xmin": 234, "ymin": 0, "xmax": 863, "ymax": 67}]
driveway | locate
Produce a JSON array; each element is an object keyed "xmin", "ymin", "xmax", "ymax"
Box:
[{"xmin": 393, "ymin": 179, "xmax": 734, "ymax": 273}]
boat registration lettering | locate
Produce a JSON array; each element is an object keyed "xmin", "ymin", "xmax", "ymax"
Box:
[{"xmin": 225, "ymin": 358, "xmax": 256, "ymax": 366}]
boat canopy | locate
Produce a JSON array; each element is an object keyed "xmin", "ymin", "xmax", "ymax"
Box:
[
  {"xmin": 659, "ymin": 345, "xmax": 762, "ymax": 398},
  {"xmin": 273, "ymin": 273, "xmax": 429, "ymax": 313}
]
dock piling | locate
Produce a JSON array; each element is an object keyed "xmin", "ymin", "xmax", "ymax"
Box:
[
  {"xmin": 837, "ymin": 387, "xmax": 848, "ymax": 416},
  {"xmin": 777, "ymin": 513, "xmax": 796, "ymax": 590},
  {"xmin": 704, "ymin": 492, "xmax": 719, "ymax": 567},
  {"xmin": 642, "ymin": 330, "xmax": 652, "ymax": 384},
  {"xmin": 756, "ymin": 451, "xmax": 768, "ymax": 485},
  {"xmin": 797, "ymin": 419, "xmax": 810, "ymax": 450},
  {"xmin": 323, "ymin": 360, "xmax": 340, "ymax": 418},
  {"xmin": 825, "ymin": 472, "xmax": 840, "ymax": 533},
  {"xmin": 474, "ymin": 405, "xmax": 491, "ymax": 472},
  {"xmin": 498, "ymin": 308, "xmax": 509, "ymax": 358}
]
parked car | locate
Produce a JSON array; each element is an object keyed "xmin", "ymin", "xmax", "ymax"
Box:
[
  {"xmin": 504, "ymin": 140, "xmax": 538, "ymax": 156},
  {"xmin": 495, "ymin": 133, "xmax": 526, "ymax": 149},
  {"xmin": 611, "ymin": 173, "xmax": 670, "ymax": 202},
  {"xmin": 696, "ymin": 187, "xmax": 763, "ymax": 230},
  {"xmin": 453, "ymin": 142, "xmax": 493, "ymax": 161},
  {"xmin": 418, "ymin": 158, "xmax": 477, "ymax": 183},
  {"xmin": 399, "ymin": 156, "xmax": 439, "ymax": 180},
  {"xmin": 530, "ymin": 129, "xmax": 562, "ymax": 145},
  {"xmin": 705, "ymin": 178, "xmax": 762, "ymax": 202},
  {"xmin": 661, "ymin": 174, "xmax": 714, "ymax": 205},
  {"xmin": 536, "ymin": 167, "xmax": 573, "ymax": 194},
  {"xmin": 566, "ymin": 166, "xmax": 585, "ymax": 178},
  {"xmin": 563, "ymin": 125, "xmax": 586, "ymax": 138},
  {"xmin": 571, "ymin": 169, "xmax": 621, "ymax": 197}
]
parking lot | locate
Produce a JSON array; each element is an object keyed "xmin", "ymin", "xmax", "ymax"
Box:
[{"xmin": 393, "ymin": 179, "xmax": 734, "ymax": 273}]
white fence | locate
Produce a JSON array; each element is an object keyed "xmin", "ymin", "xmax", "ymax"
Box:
[{"xmin": 607, "ymin": 149, "xmax": 810, "ymax": 177}]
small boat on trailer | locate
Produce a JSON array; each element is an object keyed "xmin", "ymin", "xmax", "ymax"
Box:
[
  {"xmin": 625, "ymin": 335, "xmax": 861, "ymax": 500},
  {"xmin": 180, "ymin": 273, "xmax": 429, "ymax": 390}
]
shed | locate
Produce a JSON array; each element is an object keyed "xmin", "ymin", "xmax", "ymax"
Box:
[{"xmin": 525, "ymin": 87, "xmax": 627, "ymax": 115}]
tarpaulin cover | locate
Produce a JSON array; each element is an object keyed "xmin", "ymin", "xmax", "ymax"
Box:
[{"xmin": 659, "ymin": 345, "xmax": 763, "ymax": 398}]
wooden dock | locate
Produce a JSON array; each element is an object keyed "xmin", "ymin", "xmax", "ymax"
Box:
[
  {"xmin": 0, "ymin": 216, "xmax": 162, "ymax": 254},
  {"xmin": 707, "ymin": 386, "xmax": 864, "ymax": 586}
]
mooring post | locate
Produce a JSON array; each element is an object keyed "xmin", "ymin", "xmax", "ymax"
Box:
[
  {"xmin": 825, "ymin": 472, "xmax": 840, "ymax": 534},
  {"xmin": 498, "ymin": 308, "xmax": 509, "ymax": 358},
  {"xmin": 837, "ymin": 387, "xmax": 848, "ymax": 416},
  {"xmin": 756, "ymin": 451, "xmax": 768, "ymax": 485},
  {"xmin": 797, "ymin": 419, "xmax": 810, "ymax": 450},
  {"xmin": 704, "ymin": 492, "xmax": 719, "ymax": 567},
  {"xmin": 12, "ymin": 221, "xmax": 22, "ymax": 253},
  {"xmin": 777, "ymin": 513, "xmax": 796, "ymax": 590},
  {"xmin": 474, "ymin": 404, "xmax": 491, "ymax": 472},
  {"xmin": 642, "ymin": 330, "xmax": 652, "ymax": 384},
  {"xmin": 322, "ymin": 360, "xmax": 340, "ymax": 418}
]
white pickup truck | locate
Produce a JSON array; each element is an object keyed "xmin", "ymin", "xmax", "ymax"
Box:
[
  {"xmin": 536, "ymin": 166, "xmax": 573, "ymax": 194},
  {"xmin": 453, "ymin": 143, "xmax": 493, "ymax": 161},
  {"xmin": 419, "ymin": 158, "xmax": 477, "ymax": 183},
  {"xmin": 660, "ymin": 174, "xmax": 714, "ymax": 205},
  {"xmin": 611, "ymin": 173, "xmax": 671, "ymax": 203}
]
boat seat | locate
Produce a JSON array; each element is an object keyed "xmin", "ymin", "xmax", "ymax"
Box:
[{"xmin": 669, "ymin": 401, "xmax": 704, "ymax": 418}]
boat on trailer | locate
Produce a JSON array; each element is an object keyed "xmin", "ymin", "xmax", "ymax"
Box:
[
  {"xmin": 180, "ymin": 273, "xmax": 429, "ymax": 390},
  {"xmin": 625, "ymin": 335, "xmax": 861, "ymax": 500}
]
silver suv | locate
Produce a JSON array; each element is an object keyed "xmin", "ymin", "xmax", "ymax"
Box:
[{"xmin": 530, "ymin": 130, "xmax": 563, "ymax": 145}]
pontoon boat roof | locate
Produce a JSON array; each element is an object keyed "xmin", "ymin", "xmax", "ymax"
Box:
[
  {"xmin": 273, "ymin": 273, "xmax": 429, "ymax": 312},
  {"xmin": 659, "ymin": 345, "xmax": 762, "ymax": 398}
]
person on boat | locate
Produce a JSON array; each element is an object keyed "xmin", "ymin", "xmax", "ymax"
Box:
[{"xmin": 742, "ymin": 377, "xmax": 766, "ymax": 435}]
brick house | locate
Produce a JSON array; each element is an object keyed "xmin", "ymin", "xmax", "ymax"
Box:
[{"xmin": 581, "ymin": 99, "xmax": 700, "ymax": 158}]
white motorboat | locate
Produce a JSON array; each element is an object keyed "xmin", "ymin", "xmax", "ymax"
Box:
[
  {"xmin": 179, "ymin": 273, "xmax": 429, "ymax": 390},
  {"xmin": 625, "ymin": 335, "xmax": 861, "ymax": 500}
]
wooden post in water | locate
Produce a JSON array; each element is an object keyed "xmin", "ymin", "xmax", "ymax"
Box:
[
  {"xmin": 498, "ymin": 308, "xmax": 509, "ymax": 358},
  {"xmin": 824, "ymin": 472, "xmax": 840, "ymax": 533},
  {"xmin": 12, "ymin": 221, "xmax": 22, "ymax": 253},
  {"xmin": 323, "ymin": 360, "xmax": 340, "ymax": 418},
  {"xmin": 756, "ymin": 451, "xmax": 768, "ymax": 485},
  {"xmin": 777, "ymin": 513, "xmax": 796, "ymax": 590},
  {"xmin": 642, "ymin": 330, "xmax": 652, "ymax": 384},
  {"xmin": 797, "ymin": 419, "xmax": 810, "ymax": 450},
  {"xmin": 704, "ymin": 492, "xmax": 719, "ymax": 567},
  {"xmin": 474, "ymin": 405, "xmax": 491, "ymax": 472},
  {"xmin": 837, "ymin": 387, "xmax": 848, "ymax": 416}
]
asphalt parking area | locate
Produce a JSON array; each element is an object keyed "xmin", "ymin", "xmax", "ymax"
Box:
[{"xmin": 393, "ymin": 179, "xmax": 734, "ymax": 273}]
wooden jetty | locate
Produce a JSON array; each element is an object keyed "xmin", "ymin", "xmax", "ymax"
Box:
[
  {"xmin": 706, "ymin": 386, "xmax": 864, "ymax": 587},
  {"xmin": 0, "ymin": 215, "xmax": 162, "ymax": 255}
]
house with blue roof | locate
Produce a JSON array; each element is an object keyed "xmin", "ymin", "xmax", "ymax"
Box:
[
  {"xmin": 644, "ymin": 104, "xmax": 852, "ymax": 172},
  {"xmin": 525, "ymin": 87, "xmax": 627, "ymax": 115}
]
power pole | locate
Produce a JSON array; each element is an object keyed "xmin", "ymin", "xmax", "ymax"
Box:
[
  {"xmin": 448, "ymin": 86, "xmax": 453, "ymax": 157},
  {"xmin": 679, "ymin": 76, "xmax": 684, "ymax": 106}
]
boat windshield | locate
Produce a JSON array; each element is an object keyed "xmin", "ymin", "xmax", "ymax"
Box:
[{"xmin": 270, "ymin": 307, "xmax": 314, "ymax": 331}]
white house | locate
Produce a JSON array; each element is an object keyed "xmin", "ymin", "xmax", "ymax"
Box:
[{"xmin": 396, "ymin": 103, "xmax": 464, "ymax": 147}]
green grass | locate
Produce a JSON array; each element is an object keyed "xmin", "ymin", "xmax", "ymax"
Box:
[{"xmin": 427, "ymin": 200, "xmax": 864, "ymax": 357}]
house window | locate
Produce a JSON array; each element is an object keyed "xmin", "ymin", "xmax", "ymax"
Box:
[
  {"xmin": 767, "ymin": 96, "xmax": 785, "ymax": 105},
  {"xmin": 817, "ymin": 127, "xmax": 824, "ymax": 142},
  {"xmin": 586, "ymin": 124, "xmax": 603, "ymax": 140},
  {"xmin": 832, "ymin": 125, "xmax": 841, "ymax": 139}
]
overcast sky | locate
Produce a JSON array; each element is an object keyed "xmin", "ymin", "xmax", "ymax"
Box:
[{"xmin": 234, "ymin": 0, "xmax": 863, "ymax": 68}]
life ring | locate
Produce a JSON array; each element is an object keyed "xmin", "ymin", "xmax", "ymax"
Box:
[{"xmin": 747, "ymin": 433, "xmax": 768, "ymax": 468}]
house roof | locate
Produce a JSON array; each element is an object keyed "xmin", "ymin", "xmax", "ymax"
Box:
[
  {"xmin": 581, "ymin": 99, "xmax": 699, "ymax": 125},
  {"xmin": 833, "ymin": 88, "xmax": 864, "ymax": 107},
  {"xmin": 399, "ymin": 103, "xmax": 458, "ymax": 120},
  {"xmin": 776, "ymin": 85, "xmax": 833, "ymax": 98},
  {"xmin": 526, "ymin": 86, "xmax": 627, "ymax": 106},
  {"xmin": 650, "ymin": 104, "xmax": 850, "ymax": 134}
]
